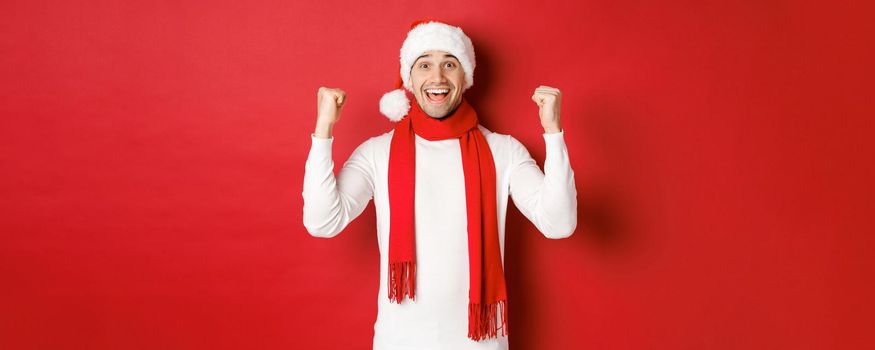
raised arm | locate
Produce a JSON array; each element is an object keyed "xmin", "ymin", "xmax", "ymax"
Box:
[
  {"xmin": 508, "ymin": 85, "xmax": 578, "ymax": 239},
  {"xmin": 508, "ymin": 133, "xmax": 577, "ymax": 238},
  {"xmin": 301, "ymin": 87, "xmax": 375, "ymax": 238}
]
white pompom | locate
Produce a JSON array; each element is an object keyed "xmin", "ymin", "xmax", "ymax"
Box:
[{"xmin": 379, "ymin": 89, "xmax": 411, "ymax": 122}]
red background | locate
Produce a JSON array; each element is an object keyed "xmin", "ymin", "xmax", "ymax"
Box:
[{"xmin": 2, "ymin": 1, "xmax": 872, "ymax": 349}]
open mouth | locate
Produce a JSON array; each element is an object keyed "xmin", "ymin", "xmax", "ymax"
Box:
[{"xmin": 424, "ymin": 88, "xmax": 450, "ymax": 104}]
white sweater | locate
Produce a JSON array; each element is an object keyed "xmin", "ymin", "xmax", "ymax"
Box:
[{"xmin": 302, "ymin": 125, "xmax": 577, "ymax": 350}]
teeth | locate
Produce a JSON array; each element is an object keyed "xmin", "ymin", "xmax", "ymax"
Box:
[{"xmin": 425, "ymin": 89, "xmax": 449, "ymax": 94}]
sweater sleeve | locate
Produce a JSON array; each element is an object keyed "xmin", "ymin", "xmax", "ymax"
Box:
[
  {"xmin": 302, "ymin": 134, "xmax": 375, "ymax": 238},
  {"xmin": 508, "ymin": 131, "xmax": 578, "ymax": 239}
]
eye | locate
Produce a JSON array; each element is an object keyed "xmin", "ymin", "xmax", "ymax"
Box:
[
  {"xmin": 445, "ymin": 62, "xmax": 455, "ymax": 68},
  {"xmin": 419, "ymin": 63, "xmax": 429, "ymax": 69}
]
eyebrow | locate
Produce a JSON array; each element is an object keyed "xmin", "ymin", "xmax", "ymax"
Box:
[{"xmin": 415, "ymin": 53, "xmax": 459, "ymax": 62}]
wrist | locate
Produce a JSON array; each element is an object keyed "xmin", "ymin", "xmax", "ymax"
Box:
[
  {"xmin": 543, "ymin": 124, "xmax": 562, "ymax": 134},
  {"xmin": 314, "ymin": 121, "xmax": 335, "ymax": 138}
]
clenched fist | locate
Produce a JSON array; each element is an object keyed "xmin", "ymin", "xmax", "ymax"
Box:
[
  {"xmin": 532, "ymin": 85, "xmax": 562, "ymax": 134},
  {"xmin": 314, "ymin": 87, "xmax": 347, "ymax": 138}
]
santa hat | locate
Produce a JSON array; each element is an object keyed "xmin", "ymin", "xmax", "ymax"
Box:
[{"xmin": 379, "ymin": 20, "xmax": 477, "ymax": 122}]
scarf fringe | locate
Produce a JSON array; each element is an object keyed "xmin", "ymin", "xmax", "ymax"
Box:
[
  {"xmin": 468, "ymin": 299, "xmax": 508, "ymax": 341},
  {"xmin": 388, "ymin": 261, "xmax": 416, "ymax": 303}
]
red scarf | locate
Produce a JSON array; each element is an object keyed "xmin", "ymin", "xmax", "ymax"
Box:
[{"xmin": 387, "ymin": 93, "xmax": 509, "ymax": 341}]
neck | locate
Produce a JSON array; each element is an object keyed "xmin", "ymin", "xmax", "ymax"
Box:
[{"xmin": 408, "ymin": 97, "xmax": 478, "ymax": 140}]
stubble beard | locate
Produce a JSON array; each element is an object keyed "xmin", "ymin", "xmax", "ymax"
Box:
[{"xmin": 414, "ymin": 92, "xmax": 462, "ymax": 120}]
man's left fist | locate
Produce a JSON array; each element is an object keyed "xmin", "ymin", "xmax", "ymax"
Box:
[{"xmin": 532, "ymin": 85, "xmax": 562, "ymax": 133}]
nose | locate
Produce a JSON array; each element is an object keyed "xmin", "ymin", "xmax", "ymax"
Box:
[{"xmin": 427, "ymin": 66, "xmax": 448, "ymax": 84}]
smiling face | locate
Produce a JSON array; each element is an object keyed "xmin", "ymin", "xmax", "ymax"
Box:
[{"xmin": 409, "ymin": 50, "xmax": 467, "ymax": 119}]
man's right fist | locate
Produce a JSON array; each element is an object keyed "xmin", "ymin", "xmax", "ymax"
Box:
[{"xmin": 317, "ymin": 87, "xmax": 346, "ymax": 125}]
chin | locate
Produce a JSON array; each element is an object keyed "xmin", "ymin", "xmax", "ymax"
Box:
[
  {"xmin": 423, "ymin": 106, "xmax": 452, "ymax": 119},
  {"xmin": 417, "ymin": 97, "xmax": 459, "ymax": 119}
]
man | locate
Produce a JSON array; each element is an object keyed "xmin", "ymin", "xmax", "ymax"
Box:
[{"xmin": 303, "ymin": 20, "xmax": 577, "ymax": 350}]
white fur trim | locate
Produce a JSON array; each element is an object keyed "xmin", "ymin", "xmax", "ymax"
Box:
[
  {"xmin": 399, "ymin": 22, "xmax": 475, "ymax": 93},
  {"xmin": 379, "ymin": 89, "xmax": 411, "ymax": 122}
]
